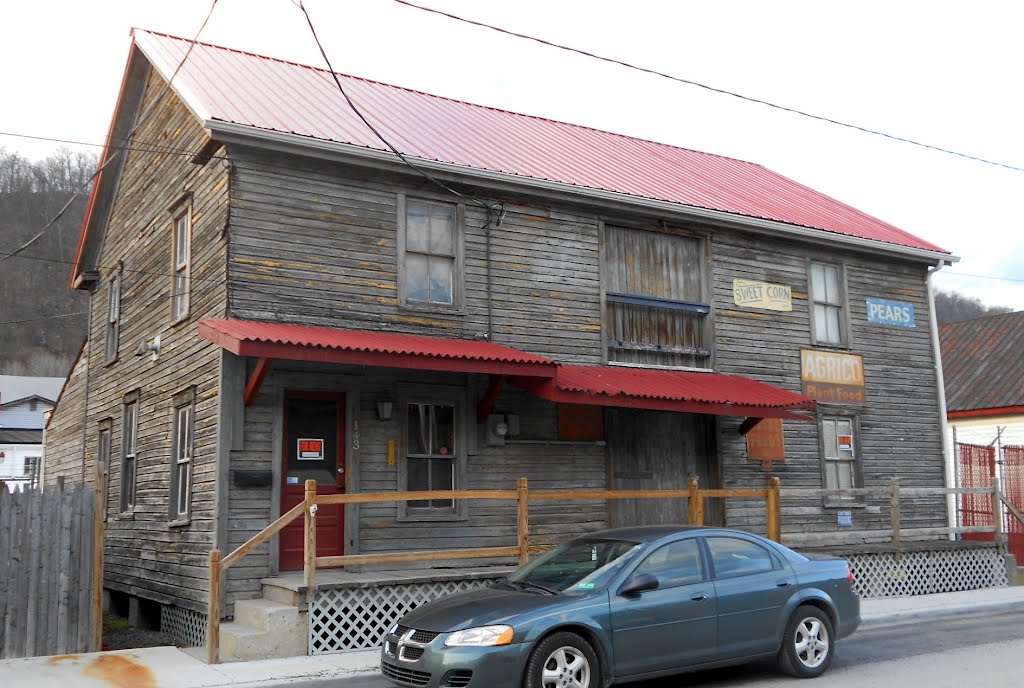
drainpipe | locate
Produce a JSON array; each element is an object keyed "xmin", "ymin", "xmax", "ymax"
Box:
[{"xmin": 926, "ymin": 261, "xmax": 955, "ymax": 539}]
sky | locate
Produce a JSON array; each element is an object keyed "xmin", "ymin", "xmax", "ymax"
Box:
[{"xmin": 3, "ymin": 0, "xmax": 1022, "ymax": 309}]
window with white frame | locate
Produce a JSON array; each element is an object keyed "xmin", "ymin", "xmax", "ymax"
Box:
[
  {"xmin": 120, "ymin": 392, "xmax": 139, "ymax": 511},
  {"xmin": 170, "ymin": 389, "xmax": 195, "ymax": 521},
  {"xmin": 106, "ymin": 271, "xmax": 120, "ymax": 362},
  {"xmin": 402, "ymin": 400, "xmax": 461, "ymax": 517},
  {"xmin": 820, "ymin": 414, "xmax": 861, "ymax": 495},
  {"xmin": 399, "ymin": 197, "xmax": 462, "ymax": 309},
  {"xmin": 809, "ymin": 262, "xmax": 847, "ymax": 346},
  {"xmin": 172, "ymin": 204, "xmax": 191, "ymax": 321}
]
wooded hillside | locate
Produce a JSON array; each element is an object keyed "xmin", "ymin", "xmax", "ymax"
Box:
[{"xmin": 0, "ymin": 148, "xmax": 95, "ymax": 376}]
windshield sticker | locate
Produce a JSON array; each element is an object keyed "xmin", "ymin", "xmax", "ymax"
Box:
[{"xmin": 578, "ymin": 582, "xmax": 596, "ymax": 589}]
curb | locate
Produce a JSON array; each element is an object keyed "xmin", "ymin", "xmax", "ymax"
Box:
[{"xmin": 859, "ymin": 597, "xmax": 1024, "ymax": 630}]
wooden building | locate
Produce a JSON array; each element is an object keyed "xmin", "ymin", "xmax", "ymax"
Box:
[{"xmin": 47, "ymin": 30, "xmax": 955, "ymax": 652}]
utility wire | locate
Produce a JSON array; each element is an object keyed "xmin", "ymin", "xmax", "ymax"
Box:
[
  {"xmin": 0, "ymin": 311, "xmax": 88, "ymax": 326},
  {"xmin": 392, "ymin": 0, "xmax": 1024, "ymax": 174},
  {"xmin": 0, "ymin": 129, "xmax": 227, "ymax": 162},
  {"xmin": 294, "ymin": 1, "xmax": 504, "ymax": 224},
  {"xmin": 0, "ymin": 0, "xmax": 220, "ymax": 267}
]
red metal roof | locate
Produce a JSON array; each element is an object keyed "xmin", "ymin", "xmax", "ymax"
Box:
[
  {"xmin": 515, "ymin": 364, "xmax": 816, "ymax": 420},
  {"xmin": 131, "ymin": 29, "xmax": 946, "ymax": 254},
  {"xmin": 199, "ymin": 318, "xmax": 557, "ymax": 377}
]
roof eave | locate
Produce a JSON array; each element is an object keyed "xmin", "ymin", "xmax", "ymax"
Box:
[{"xmin": 206, "ymin": 120, "xmax": 958, "ymax": 265}]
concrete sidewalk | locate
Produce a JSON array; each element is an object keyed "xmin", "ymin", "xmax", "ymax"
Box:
[{"xmin": 4, "ymin": 585, "xmax": 1024, "ymax": 688}]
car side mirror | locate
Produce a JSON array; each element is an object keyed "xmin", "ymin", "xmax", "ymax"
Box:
[{"xmin": 619, "ymin": 573, "xmax": 659, "ymax": 597}]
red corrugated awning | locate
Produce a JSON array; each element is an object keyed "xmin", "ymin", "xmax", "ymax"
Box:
[
  {"xmin": 513, "ymin": 364, "xmax": 816, "ymax": 421},
  {"xmin": 199, "ymin": 318, "xmax": 558, "ymax": 377}
]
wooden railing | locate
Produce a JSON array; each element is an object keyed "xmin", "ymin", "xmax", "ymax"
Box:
[
  {"xmin": 779, "ymin": 477, "xmax": 1005, "ymax": 550},
  {"xmin": 205, "ymin": 475, "xmax": 780, "ymax": 663}
]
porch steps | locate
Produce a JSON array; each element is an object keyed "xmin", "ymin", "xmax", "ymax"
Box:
[{"xmin": 219, "ymin": 597, "xmax": 307, "ymax": 662}]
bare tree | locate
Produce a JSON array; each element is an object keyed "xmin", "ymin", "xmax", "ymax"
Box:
[{"xmin": 933, "ymin": 289, "xmax": 1013, "ymax": 325}]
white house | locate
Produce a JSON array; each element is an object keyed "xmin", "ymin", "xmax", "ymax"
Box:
[{"xmin": 0, "ymin": 375, "xmax": 65, "ymax": 489}]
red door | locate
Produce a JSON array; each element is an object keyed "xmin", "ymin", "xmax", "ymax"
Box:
[{"xmin": 279, "ymin": 392, "xmax": 346, "ymax": 571}]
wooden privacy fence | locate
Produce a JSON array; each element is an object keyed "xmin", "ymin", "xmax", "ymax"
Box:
[
  {"xmin": 206, "ymin": 476, "xmax": 780, "ymax": 663},
  {"xmin": 0, "ymin": 481, "xmax": 103, "ymax": 658}
]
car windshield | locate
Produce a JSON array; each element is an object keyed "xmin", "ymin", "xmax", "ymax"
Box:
[{"xmin": 507, "ymin": 538, "xmax": 642, "ymax": 594}]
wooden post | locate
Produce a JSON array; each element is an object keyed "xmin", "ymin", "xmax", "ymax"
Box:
[
  {"xmin": 687, "ymin": 477, "xmax": 704, "ymax": 526},
  {"xmin": 516, "ymin": 478, "xmax": 530, "ymax": 565},
  {"xmin": 890, "ymin": 477, "xmax": 902, "ymax": 557},
  {"xmin": 991, "ymin": 476, "xmax": 1004, "ymax": 554},
  {"xmin": 91, "ymin": 475, "xmax": 105, "ymax": 651},
  {"xmin": 766, "ymin": 477, "xmax": 781, "ymax": 543},
  {"xmin": 304, "ymin": 480, "xmax": 318, "ymax": 604},
  {"xmin": 207, "ymin": 550, "xmax": 222, "ymax": 665}
]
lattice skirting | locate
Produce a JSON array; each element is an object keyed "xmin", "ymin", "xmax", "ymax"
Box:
[
  {"xmin": 310, "ymin": 578, "xmax": 505, "ymax": 654},
  {"xmin": 161, "ymin": 605, "xmax": 207, "ymax": 648},
  {"xmin": 848, "ymin": 546, "xmax": 1007, "ymax": 598}
]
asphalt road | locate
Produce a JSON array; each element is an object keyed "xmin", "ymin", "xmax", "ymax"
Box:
[{"xmin": 320, "ymin": 611, "xmax": 1024, "ymax": 688}]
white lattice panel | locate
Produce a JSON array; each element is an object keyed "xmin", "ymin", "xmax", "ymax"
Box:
[
  {"xmin": 848, "ymin": 546, "xmax": 1007, "ymax": 598},
  {"xmin": 310, "ymin": 578, "xmax": 504, "ymax": 654},
  {"xmin": 161, "ymin": 604, "xmax": 207, "ymax": 648}
]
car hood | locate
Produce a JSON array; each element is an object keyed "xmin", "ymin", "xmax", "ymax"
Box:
[{"xmin": 398, "ymin": 586, "xmax": 565, "ymax": 632}]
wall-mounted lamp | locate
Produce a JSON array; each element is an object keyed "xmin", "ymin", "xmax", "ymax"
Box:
[
  {"xmin": 376, "ymin": 400, "xmax": 394, "ymax": 422},
  {"xmin": 135, "ymin": 335, "xmax": 161, "ymax": 360}
]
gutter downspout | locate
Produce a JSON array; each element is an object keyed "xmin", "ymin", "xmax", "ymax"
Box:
[{"xmin": 927, "ymin": 261, "xmax": 955, "ymax": 539}]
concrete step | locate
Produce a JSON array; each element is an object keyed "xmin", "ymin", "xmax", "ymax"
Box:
[{"xmin": 218, "ymin": 598, "xmax": 308, "ymax": 662}]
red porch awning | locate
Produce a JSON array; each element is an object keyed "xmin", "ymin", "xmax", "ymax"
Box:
[
  {"xmin": 199, "ymin": 318, "xmax": 558, "ymax": 377},
  {"xmin": 513, "ymin": 364, "xmax": 816, "ymax": 421}
]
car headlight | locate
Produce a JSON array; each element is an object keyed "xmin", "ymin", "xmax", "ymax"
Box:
[{"xmin": 444, "ymin": 625, "xmax": 514, "ymax": 647}]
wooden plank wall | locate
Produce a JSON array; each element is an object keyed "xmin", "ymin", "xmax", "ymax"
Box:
[
  {"xmin": 70, "ymin": 67, "xmax": 229, "ymax": 614},
  {"xmin": 0, "ymin": 483, "xmax": 95, "ymax": 658},
  {"xmin": 42, "ymin": 349, "xmax": 88, "ymax": 485}
]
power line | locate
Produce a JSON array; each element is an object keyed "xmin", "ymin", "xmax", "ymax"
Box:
[
  {"xmin": 392, "ymin": 0, "xmax": 1024, "ymax": 174},
  {"xmin": 0, "ymin": 129, "xmax": 227, "ymax": 162},
  {"xmin": 293, "ymin": 1, "xmax": 504, "ymax": 225},
  {"xmin": 0, "ymin": 312, "xmax": 88, "ymax": 326},
  {"xmin": 0, "ymin": 0, "xmax": 220, "ymax": 267}
]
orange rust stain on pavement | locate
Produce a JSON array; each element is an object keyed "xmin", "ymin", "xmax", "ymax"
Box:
[
  {"xmin": 83, "ymin": 654, "xmax": 158, "ymax": 688},
  {"xmin": 45, "ymin": 654, "xmax": 82, "ymax": 664}
]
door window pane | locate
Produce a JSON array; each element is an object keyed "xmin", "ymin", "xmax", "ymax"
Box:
[{"xmin": 633, "ymin": 539, "xmax": 704, "ymax": 587}]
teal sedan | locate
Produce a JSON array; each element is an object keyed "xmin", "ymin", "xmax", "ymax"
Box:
[{"xmin": 381, "ymin": 526, "xmax": 860, "ymax": 688}]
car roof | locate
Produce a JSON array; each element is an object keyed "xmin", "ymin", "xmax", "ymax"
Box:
[{"xmin": 575, "ymin": 525, "xmax": 710, "ymax": 543}]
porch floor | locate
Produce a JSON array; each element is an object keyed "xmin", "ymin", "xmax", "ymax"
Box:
[{"xmin": 262, "ymin": 565, "xmax": 516, "ymax": 593}]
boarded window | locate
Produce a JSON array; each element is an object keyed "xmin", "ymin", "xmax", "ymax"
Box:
[
  {"xmin": 405, "ymin": 402, "xmax": 457, "ymax": 512},
  {"xmin": 604, "ymin": 226, "xmax": 709, "ymax": 368},
  {"xmin": 402, "ymin": 199, "xmax": 460, "ymax": 308},
  {"xmin": 821, "ymin": 415, "xmax": 858, "ymax": 492},
  {"xmin": 809, "ymin": 262, "xmax": 845, "ymax": 345},
  {"xmin": 172, "ymin": 207, "xmax": 191, "ymax": 321}
]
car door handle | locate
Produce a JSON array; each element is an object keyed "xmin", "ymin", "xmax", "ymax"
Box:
[
  {"xmin": 690, "ymin": 592, "xmax": 708, "ymax": 601},
  {"xmin": 776, "ymin": 579, "xmax": 792, "ymax": 588}
]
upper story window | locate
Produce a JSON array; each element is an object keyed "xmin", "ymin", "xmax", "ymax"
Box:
[
  {"xmin": 399, "ymin": 197, "xmax": 463, "ymax": 310},
  {"xmin": 105, "ymin": 271, "xmax": 120, "ymax": 363},
  {"xmin": 120, "ymin": 391, "xmax": 139, "ymax": 511},
  {"xmin": 809, "ymin": 262, "xmax": 847, "ymax": 346},
  {"xmin": 604, "ymin": 225, "xmax": 710, "ymax": 369},
  {"xmin": 172, "ymin": 203, "xmax": 191, "ymax": 321}
]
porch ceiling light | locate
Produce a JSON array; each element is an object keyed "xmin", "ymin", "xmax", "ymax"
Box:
[{"xmin": 376, "ymin": 400, "xmax": 394, "ymax": 422}]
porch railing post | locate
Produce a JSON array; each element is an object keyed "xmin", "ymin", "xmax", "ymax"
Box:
[
  {"xmin": 766, "ymin": 477, "xmax": 781, "ymax": 543},
  {"xmin": 890, "ymin": 476, "xmax": 902, "ymax": 557},
  {"xmin": 517, "ymin": 477, "xmax": 530, "ymax": 565},
  {"xmin": 991, "ymin": 476, "xmax": 1004, "ymax": 554},
  {"xmin": 688, "ymin": 477, "xmax": 704, "ymax": 526},
  {"xmin": 207, "ymin": 549, "xmax": 222, "ymax": 665},
  {"xmin": 304, "ymin": 480, "xmax": 318, "ymax": 604}
]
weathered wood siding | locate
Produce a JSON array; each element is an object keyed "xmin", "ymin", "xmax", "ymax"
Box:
[
  {"xmin": 42, "ymin": 349, "xmax": 88, "ymax": 485},
  {"xmin": 69, "ymin": 66, "xmax": 229, "ymax": 613}
]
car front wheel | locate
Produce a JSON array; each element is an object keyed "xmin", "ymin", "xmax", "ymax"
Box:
[
  {"xmin": 524, "ymin": 631, "xmax": 600, "ymax": 688},
  {"xmin": 777, "ymin": 605, "xmax": 834, "ymax": 678}
]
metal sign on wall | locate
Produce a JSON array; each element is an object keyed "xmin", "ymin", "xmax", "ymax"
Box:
[
  {"xmin": 866, "ymin": 298, "xmax": 916, "ymax": 327},
  {"xmin": 745, "ymin": 418, "xmax": 785, "ymax": 470},
  {"xmin": 732, "ymin": 279, "xmax": 792, "ymax": 311},
  {"xmin": 800, "ymin": 349, "xmax": 866, "ymax": 406}
]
